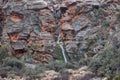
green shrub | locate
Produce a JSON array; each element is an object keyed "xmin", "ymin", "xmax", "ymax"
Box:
[
  {"xmin": 0, "ymin": 44, "xmax": 10, "ymax": 63},
  {"xmin": 0, "ymin": 44, "xmax": 9, "ymax": 54},
  {"xmin": 89, "ymin": 43, "xmax": 120, "ymax": 79},
  {"xmin": 97, "ymin": 8, "xmax": 105, "ymax": 19},
  {"xmin": 45, "ymin": 60, "xmax": 66, "ymax": 72},
  {"xmin": 35, "ymin": 65, "xmax": 49, "ymax": 73},
  {"xmin": 102, "ymin": 20, "xmax": 110, "ymax": 27},
  {"xmin": 79, "ymin": 58, "xmax": 91, "ymax": 67},
  {"xmin": 45, "ymin": 60, "xmax": 78, "ymax": 73},
  {"xmin": 117, "ymin": 11, "xmax": 120, "ymax": 21},
  {"xmin": 21, "ymin": 68, "xmax": 37, "ymax": 75},
  {"xmin": 2, "ymin": 57, "xmax": 25, "ymax": 71}
]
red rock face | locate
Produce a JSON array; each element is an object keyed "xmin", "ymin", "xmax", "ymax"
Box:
[
  {"xmin": 4, "ymin": 0, "xmax": 81, "ymax": 61},
  {"xmin": 8, "ymin": 33, "xmax": 19, "ymax": 42},
  {"xmin": 33, "ymin": 50, "xmax": 53, "ymax": 63},
  {"xmin": 10, "ymin": 12, "xmax": 24, "ymax": 22},
  {"xmin": 39, "ymin": 9, "xmax": 56, "ymax": 33},
  {"xmin": 68, "ymin": 5, "xmax": 79, "ymax": 21},
  {"xmin": 4, "ymin": 0, "xmax": 114, "ymax": 64}
]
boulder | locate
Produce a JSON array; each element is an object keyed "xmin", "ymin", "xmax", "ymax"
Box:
[
  {"xmin": 40, "ymin": 70, "xmax": 60, "ymax": 80},
  {"xmin": 76, "ymin": 0, "xmax": 100, "ymax": 6},
  {"xmin": 61, "ymin": 22, "xmax": 74, "ymax": 31},
  {"xmin": 66, "ymin": 43, "xmax": 78, "ymax": 53},
  {"xmin": 62, "ymin": 0, "xmax": 77, "ymax": 7},
  {"xmin": 25, "ymin": 0, "xmax": 48, "ymax": 10},
  {"xmin": 11, "ymin": 41, "xmax": 26, "ymax": 50}
]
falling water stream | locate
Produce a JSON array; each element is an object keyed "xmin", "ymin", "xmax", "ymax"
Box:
[
  {"xmin": 57, "ymin": 34, "xmax": 68, "ymax": 63},
  {"xmin": 59, "ymin": 43, "xmax": 68, "ymax": 63}
]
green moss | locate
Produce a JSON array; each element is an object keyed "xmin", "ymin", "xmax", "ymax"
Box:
[
  {"xmin": 97, "ymin": 8, "xmax": 105, "ymax": 19},
  {"xmin": 114, "ymin": 75, "xmax": 120, "ymax": 80},
  {"xmin": 53, "ymin": 45, "xmax": 64, "ymax": 61}
]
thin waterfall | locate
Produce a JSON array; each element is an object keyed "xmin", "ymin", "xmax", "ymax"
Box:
[
  {"xmin": 57, "ymin": 34, "xmax": 68, "ymax": 63},
  {"xmin": 59, "ymin": 43, "xmax": 68, "ymax": 63}
]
